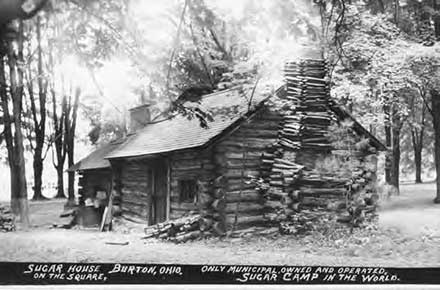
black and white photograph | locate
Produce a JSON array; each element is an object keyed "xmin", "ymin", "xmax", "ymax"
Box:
[{"xmin": 0, "ymin": 0, "xmax": 440, "ymax": 286}]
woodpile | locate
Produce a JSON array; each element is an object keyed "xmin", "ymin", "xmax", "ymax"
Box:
[
  {"xmin": 143, "ymin": 214, "xmax": 211, "ymax": 243},
  {"xmin": 282, "ymin": 60, "xmax": 335, "ymax": 151},
  {"xmin": 0, "ymin": 205, "xmax": 15, "ymax": 232},
  {"xmin": 258, "ymin": 59, "xmax": 335, "ymax": 223},
  {"xmin": 197, "ymin": 175, "xmax": 229, "ymax": 235}
]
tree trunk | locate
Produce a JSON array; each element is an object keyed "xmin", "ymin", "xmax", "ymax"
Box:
[
  {"xmin": 55, "ymin": 165, "xmax": 65, "ymax": 198},
  {"xmin": 433, "ymin": 0, "xmax": 440, "ymax": 39},
  {"xmin": 412, "ymin": 101, "xmax": 426, "ymax": 184},
  {"xmin": 32, "ymin": 148, "xmax": 44, "ymax": 199},
  {"xmin": 66, "ymin": 88, "xmax": 80, "ymax": 205},
  {"xmin": 384, "ymin": 103, "xmax": 392, "ymax": 183},
  {"xmin": 394, "ymin": 0, "xmax": 400, "ymax": 24},
  {"xmin": 30, "ymin": 15, "xmax": 47, "ymax": 200},
  {"xmin": 52, "ymin": 93, "xmax": 66, "ymax": 199},
  {"xmin": 0, "ymin": 56, "xmax": 17, "ymax": 212},
  {"xmin": 413, "ymin": 137, "xmax": 423, "ymax": 183},
  {"xmin": 6, "ymin": 21, "xmax": 29, "ymax": 226},
  {"xmin": 431, "ymin": 89, "xmax": 440, "ymax": 203},
  {"xmin": 390, "ymin": 120, "xmax": 401, "ymax": 194}
]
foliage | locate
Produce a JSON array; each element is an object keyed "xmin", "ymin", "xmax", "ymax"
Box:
[{"xmin": 315, "ymin": 120, "xmax": 371, "ymax": 178}]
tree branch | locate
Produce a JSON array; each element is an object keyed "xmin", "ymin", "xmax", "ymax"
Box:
[{"xmin": 165, "ymin": 0, "xmax": 188, "ymax": 93}]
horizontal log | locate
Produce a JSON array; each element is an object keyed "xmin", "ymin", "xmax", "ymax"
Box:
[
  {"xmin": 171, "ymin": 202, "xmax": 198, "ymax": 211},
  {"xmin": 121, "ymin": 188, "xmax": 149, "ymax": 198},
  {"xmin": 171, "ymin": 158, "xmax": 204, "ymax": 167},
  {"xmin": 171, "ymin": 162, "xmax": 214, "ymax": 171},
  {"xmin": 226, "ymin": 182, "xmax": 256, "ymax": 192},
  {"xmin": 225, "ymin": 202, "xmax": 265, "ymax": 214},
  {"xmin": 171, "ymin": 171, "xmax": 212, "ymax": 179},
  {"xmin": 299, "ymin": 188, "xmax": 346, "ymax": 196},
  {"xmin": 170, "ymin": 152, "xmax": 204, "ymax": 160},
  {"xmin": 120, "ymin": 183, "xmax": 148, "ymax": 191},
  {"xmin": 170, "ymin": 195, "xmax": 183, "ymax": 203},
  {"xmin": 122, "ymin": 193, "xmax": 149, "ymax": 206},
  {"xmin": 225, "ymin": 190, "xmax": 261, "ymax": 202},
  {"xmin": 170, "ymin": 211, "xmax": 188, "ymax": 220},
  {"xmin": 222, "ymin": 169, "xmax": 260, "ymax": 178},
  {"xmin": 122, "ymin": 205, "xmax": 148, "ymax": 220},
  {"xmin": 264, "ymin": 200, "xmax": 283, "ymax": 209},
  {"xmin": 174, "ymin": 230, "xmax": 202, "ymax": 243},
  {"xmin": 215, "ymin": 147, "xmax": 272, "ymax": 155},
  {"xmin": 122, "ymin": 212, "xmax": 147, "ymax": 224},
  {"xmin": 171, "ymin": 164, "xmax": 203, "ymax": 171},
  {"xmin": 225, "ymin": 159, "xmax": 262, "ymax": 167},
  {"xmin": 225, "ymin": 214, "xmax": 266, "ymax": 227},
  {"xmin": 222, "ymin": 151, "xmax": 264, "ymax": 159},
  {"xmin": 301, "ymin": 197, "xmax": 342, "ymax": 207}
]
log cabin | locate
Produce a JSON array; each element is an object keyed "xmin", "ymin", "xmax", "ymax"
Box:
[{"xmin": 70, "ymin": 59, "xmax": 386, "ymax": 231}]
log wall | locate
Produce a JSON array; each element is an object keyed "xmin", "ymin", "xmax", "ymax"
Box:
[
  {"xmin": 168, "ymin": 149, "xmax": 215, "ymax": 220},
  {"xmin": 213, "ymin": 107, "xmax": 283, "ymax": 229},
  {"xmin": 118, "ymin": 160, "xmax": 151, "ymax": 223}
]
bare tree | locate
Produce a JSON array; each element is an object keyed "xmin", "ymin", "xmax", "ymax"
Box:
[
  {"xmin": 24, "ymin": 15, "xmax": 49, "ymax": 200},
  {"xmin": 0, "ymin": 21, "xmax": 30, "ymax": 226}
]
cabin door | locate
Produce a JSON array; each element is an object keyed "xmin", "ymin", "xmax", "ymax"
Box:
[{"xmin": 149, "ymin": 158, "xmax": 168, "ymax": 225}]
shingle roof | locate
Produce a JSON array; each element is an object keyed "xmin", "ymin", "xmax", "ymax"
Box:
[
  {"xmin": 106, "ymin": 88, "xmax": 273, "ymax": 159},
  {"xmin": 67, "ymin": 140, "xmax": 122, "ymax": 172}
]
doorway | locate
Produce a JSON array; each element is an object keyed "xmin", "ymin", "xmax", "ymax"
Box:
[{"xmin": 148, "ymin": 158, "xmax": 168, "ymax": 225}]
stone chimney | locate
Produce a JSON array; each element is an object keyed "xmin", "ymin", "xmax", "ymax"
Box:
[{"xmin": 129, "ymin": 104, "xmax": 151, "ymax": 133}]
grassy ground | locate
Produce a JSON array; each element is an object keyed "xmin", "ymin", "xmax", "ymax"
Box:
[{"xmin": 0, "ymin": 182, "xmax": 439, "ymax": 266}]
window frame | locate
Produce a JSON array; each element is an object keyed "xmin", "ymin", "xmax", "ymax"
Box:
[{"xmin": 178, "ymin": 179, "xmax": 198, "ymax": 204}]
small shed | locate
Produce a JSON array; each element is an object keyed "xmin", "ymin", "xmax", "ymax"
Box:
[
  {"xmin": 68, "ymin": 141, "xmax": 121, "ymax": 205},
  {"xmin": 71, "ymin": 59, "xmax": 386, "ymax": 231}
]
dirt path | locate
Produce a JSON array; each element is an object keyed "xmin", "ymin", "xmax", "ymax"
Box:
[{"xmin": 378, "ymin": 182, "xmax": 440, "ymax": 238}]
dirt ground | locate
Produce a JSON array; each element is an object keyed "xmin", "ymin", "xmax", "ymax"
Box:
[{"xmin": 0, "ymin": 182, "xmax": 439, "ymax": 266}]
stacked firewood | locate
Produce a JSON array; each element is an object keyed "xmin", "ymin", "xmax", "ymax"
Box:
[
  {"xmin": 143, "ymin": 214, "xmax": 211, "ymax": 243},
  {"xmin": 259, "ymin": 59, "xmax": 334, "ymax": 223},
  {"xmin": 198, "ymin": 176, "xmax": 228, "ymax": 235},
  {"xmin": 0, "ymin": 205, "xmax": 15, "ymax": 232},
  {"xmin": 257, "ymin": 58, "xmax": 380, "ymax": 234},
  {"xmin": 258, "ymin": 145, "xmax": 304, "ymax": 223},
  {"xmin": 283, "ymin": 60, "xmax": 335, "ymax": 150}
]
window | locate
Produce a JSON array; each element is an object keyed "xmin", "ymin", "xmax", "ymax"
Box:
[{"xmin": 178, "ymin": 179, "xmax": 198, "ymax": 203}]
